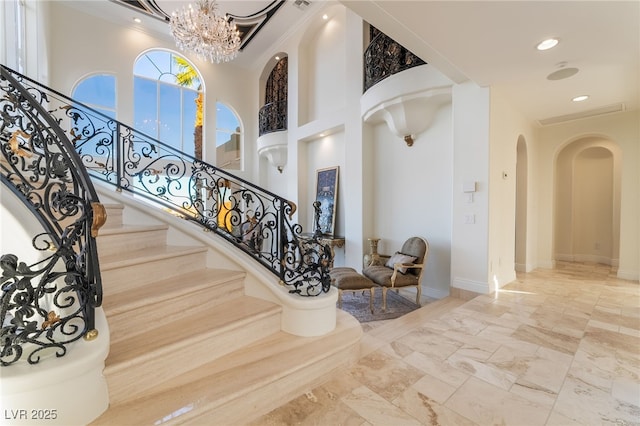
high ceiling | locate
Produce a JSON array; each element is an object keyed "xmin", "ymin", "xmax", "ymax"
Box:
[
  {"xmin": 65, "ymin": 0, "xmax": 639, "ymax": 127},
  {"xmin": 344, "ymin": 1, "xmax": 639, "ymax": 126}
]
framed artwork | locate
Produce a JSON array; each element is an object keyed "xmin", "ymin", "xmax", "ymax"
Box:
[{"xmin": 315, "ymin": 166, "xmax": 339, "ymax": 235}]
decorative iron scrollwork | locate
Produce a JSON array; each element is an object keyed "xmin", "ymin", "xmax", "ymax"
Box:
[
  {"xmin": 1, "ymin": 65, "xmax": 103, "ymax": 366},
  {"xmin": 1, "ymin": 63, "xmax": 331, "ymax": 336},
  {"xmin": 363, "ymin": 26, "xmax": 426, "ymax": 93}
]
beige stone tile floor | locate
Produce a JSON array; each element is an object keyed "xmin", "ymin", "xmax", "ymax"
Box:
[{"xmin": 251, "ymin": 262, "xmax": 640, "ymax": 425}]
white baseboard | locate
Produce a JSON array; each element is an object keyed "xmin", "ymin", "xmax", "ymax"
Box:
[
  {"xmin": 617, "ymin": 269, "xmax": 639, "ymax": 282},
  {"xmin": 537, "ymin": 259, "xmax": 555, "ymax": 269},
  {"xmin": 555, "ymin": 253, "xmax": 615, "ymax": 266},
  {"xmin": 452, "ymin": 277, "xmax": 489, "ymax": 295},
  {"xmin": 424, "ymin": 286, "xmax": 450, "ymax": 299}
]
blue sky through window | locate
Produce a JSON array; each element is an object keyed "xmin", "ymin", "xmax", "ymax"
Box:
[
  {"xmin": 216, "ymin": 103, "xmax": 240, "ymax": 146},
  {"xmin": 134, "ymin": 51, "xmax": 200, "ymax": 155},
  {"xmin": 73, "ymin": 74, "xmax": 116, "ymax": 114}
]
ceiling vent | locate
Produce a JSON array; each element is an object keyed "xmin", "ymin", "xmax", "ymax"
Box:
[
  {"xmin": 293, "ymin": 0, "xmax": 310, "ymax": 10},
  {"xmin": 538, "ymin": 103, "xmax": 626, "ymax": 126}
]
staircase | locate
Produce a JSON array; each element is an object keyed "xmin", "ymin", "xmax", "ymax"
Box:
[{"xmin": 91, "ymin": 202, "xmax": 362, "ymax": 425}]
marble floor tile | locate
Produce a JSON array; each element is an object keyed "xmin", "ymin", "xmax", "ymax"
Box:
[
  {"xmin": 553, "ymin": 374, "xmax": 640, "ymax": 425},
  {"xmin": 349, "ymin": 350, "xmax": 424, "ymax": 402},
  {"xmin": 342, "ymin": 386, "xmax": 422, "ymax": 426},
  {"xmin": 254, "ymin": 263, "xmax": 639, "ymax": 426},
  {"xmin": 409, "ymin": 373, "xmax": 458, "ymax": 405},
  {"xmin": 511, "ymin": 323, "xmax": 581, "ymax": 355},
  {"xmin": 477, "ymin": 324, "xmax": 541, "ymax": 354},
  {"xmin": 392, "ymin": 387, "xmax": 478, "ymax": 426},
  {"xmin": 447, "ymin": 351, "xmax": 518, "ymax": 390},
  {"xmin": 403, "ymin": 351, "xmax": 470, "ymax": 388},
  {"xmin": 395, "ymin": 328, "xmax": 463, "ymax": 361},
  {"xmin": 445, "ymin": 377, "xmax": 551, "ymax": 425}
]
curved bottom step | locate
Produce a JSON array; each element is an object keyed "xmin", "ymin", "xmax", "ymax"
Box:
[{"xmin": 91, "ymin": 310, "xmax": 362, "ymax": 425}]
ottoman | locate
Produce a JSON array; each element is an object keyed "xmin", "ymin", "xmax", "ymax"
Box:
[{"xmin": 330, "ymin": 267, "xmax": 377, "ymax": 314}]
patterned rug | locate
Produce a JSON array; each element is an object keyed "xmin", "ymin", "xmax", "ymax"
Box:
[{"xmin": 338, "ymin": 288, "xmax": 420, "ymax": 322}]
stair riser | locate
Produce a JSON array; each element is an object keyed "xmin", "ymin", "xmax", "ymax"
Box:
[
  {"xmin": 101, "ymin": 251, "xmax": 207, "ymax": 293},
  {"xmin": 105, "ymin": 311, "xmax": 282, "ymax": 406},
  {"xmin": 107, "ymin": 279, "xmax": 245, "ymax": 344},
  {"xmin": 188, "ymin": 342, "xmax": 361, "ymax": 424},
  {"xmin": 103, "ymin": 206, "xmax": 123, "ymax": 228},
  {"xmin": 97, "ymin": 228, "xmax": 168, "ymax": 258}
]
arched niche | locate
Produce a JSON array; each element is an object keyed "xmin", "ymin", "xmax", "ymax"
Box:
[{"xmin": 553, "ymin": 136, "xmax": 621, "ymax": 267}]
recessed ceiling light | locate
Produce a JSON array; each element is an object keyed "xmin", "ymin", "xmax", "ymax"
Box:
[
  {"xmin": 572, "ymin": 95, "xmax": 589, "ymax": 102},
  {"xmin": 536, "ymin": 38, "xmax": 559, "ymax": 51},
  {"xmin": 275, "ymin": 56, "xmax": 280, "ymax": 60},
  {"xmin": 322, "ymin": 14, "xmax": 328, "ymax": 20},
  {"xmin": 133, "ymin": 17, "xmax": 142, "ymax": 23}
]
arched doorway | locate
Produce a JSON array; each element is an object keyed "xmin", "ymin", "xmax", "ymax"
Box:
[
  {"xmin": 515, "ymin": 136, "xmax": 528, "ymax": 272},
  {"xmin": 553, "ymin": 137, "xmax": 621, "ymax": 268}
]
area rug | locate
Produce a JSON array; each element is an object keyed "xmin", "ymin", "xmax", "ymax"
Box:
[{"xmin": 338, "ymin": 289, "xmax": 420, "ymax": 323}]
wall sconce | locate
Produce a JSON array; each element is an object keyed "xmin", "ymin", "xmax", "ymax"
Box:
[{"xmin": 257, "ymin": 131, "xmax": 288, "ymax": 173}]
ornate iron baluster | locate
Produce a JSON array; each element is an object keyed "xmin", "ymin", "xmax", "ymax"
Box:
[
  {"xmin": 0, "ymin": 65, "xmax": 104, "ymax": 366},
  {"xmin": 0, "ymin": 65, "xmax": 332, "ymax": 306},
  {"xmin": 363, "ymin": 27, "xmax": 426, "ymax": 93}
]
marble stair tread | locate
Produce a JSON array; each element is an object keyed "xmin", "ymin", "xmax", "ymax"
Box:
[
  {"xmin": 102, "ymin": 268, "xmax": 245, "ymax": 315},
  {"xmin": 105, "ymin": 296, "xmax": 281, "ymax": 370},
  {"xmin": 98, "ymin": 244, "xmax": 207, "ymax": 270},
  {"xmin": 91, "ymin": 310, "xmax": 362, "ymax": 425},
  {"xmin": 98, "ymin": 223, "xmax": 168, "ymax": 236}
]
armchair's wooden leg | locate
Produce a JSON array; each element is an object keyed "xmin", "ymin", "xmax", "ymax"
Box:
[
  {"xmin": 369, "ymin": 287, "xmax": 375, "ymax": 314},
  {"xmin": 337, "ymin": 289, "xmax": 343, "ymax": 309},
  {"xmin": 416, "ymin": 285, "xmax": 422, "ymax": 306},
  {"xmin": 382, "ymin": 287, "xmax": 388, "ymax": 312}
]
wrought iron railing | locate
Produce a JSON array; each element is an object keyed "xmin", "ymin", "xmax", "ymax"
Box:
[
  {"xmin": 0, "ymin": 65, "xmax": 331, "ymax": 301},
  {"xmin": 0, "ymin": 66, "xmax": 106, "ymax": 366},
  {"xmin": 363, "ymin": 31, "xmax": 426, "ymax": 93},
  {"xmin": 258, "ymin": 100, "xmax": 287, "ymax": 136}
]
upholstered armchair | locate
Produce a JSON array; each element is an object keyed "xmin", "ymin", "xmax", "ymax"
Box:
[{"xmin": 362, "ymin": 237, "xmax": 429, "ymax": 311}]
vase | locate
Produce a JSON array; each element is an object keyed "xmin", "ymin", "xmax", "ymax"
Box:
[{"xmin": 363, "ymin": 238, "xmax": 380, "ymax": 268}]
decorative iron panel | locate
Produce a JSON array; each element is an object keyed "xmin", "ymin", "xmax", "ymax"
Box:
[
  {"xmin": 363, "ymin": 26, "xmax": 426, "ymax": 93},
  {"xmin": 0, "ymin": 65, "xmax": 104, "ymax": 366}
]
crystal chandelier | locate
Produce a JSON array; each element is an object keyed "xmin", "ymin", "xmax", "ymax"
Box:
[{"xmin": 169, "ymin": 0, "xmax": 241, "ymax": 64}]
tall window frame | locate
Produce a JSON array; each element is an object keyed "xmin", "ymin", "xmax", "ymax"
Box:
[
  {"xmin": 216, "ymin": 102, "xmax": 242, "ymax": 170},
  {"xmin": 133, "ymin": 50, "xmax": 203, "ymax": 159}
]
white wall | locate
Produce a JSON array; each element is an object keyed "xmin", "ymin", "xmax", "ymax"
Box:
[
  {"xmin": 370, "ymin": 103, "xmax": 453, "ymax": 299},
  {"xmin": 303, "ymin": 8, "xmax": 346, "ymax": 125},
  {"xmin": 487, "ymin": 88, "xmax": 538, "ymax": 290},
  {"xmin": 573, "ymin": 148, "xmax": 614, "ymax": 261},
  {"xmin": 0, "ymin": 188, "xmax": 49, "ymax": 266},
  {"xmin": 450, "ymin": 82, "xmax": 490, "ymax": 294}
]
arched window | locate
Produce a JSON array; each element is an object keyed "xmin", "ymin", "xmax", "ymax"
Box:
[
  {"xmin": 72, "ymin": 74, "xmax": 117, "ymax": 118},
  {"xmin": 133, "ymin": 50, "xmax": 202, "ymax": 158},
  {"xmin": 216, "ymin": 102, "xmax": 242, "ymax": 170}
]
